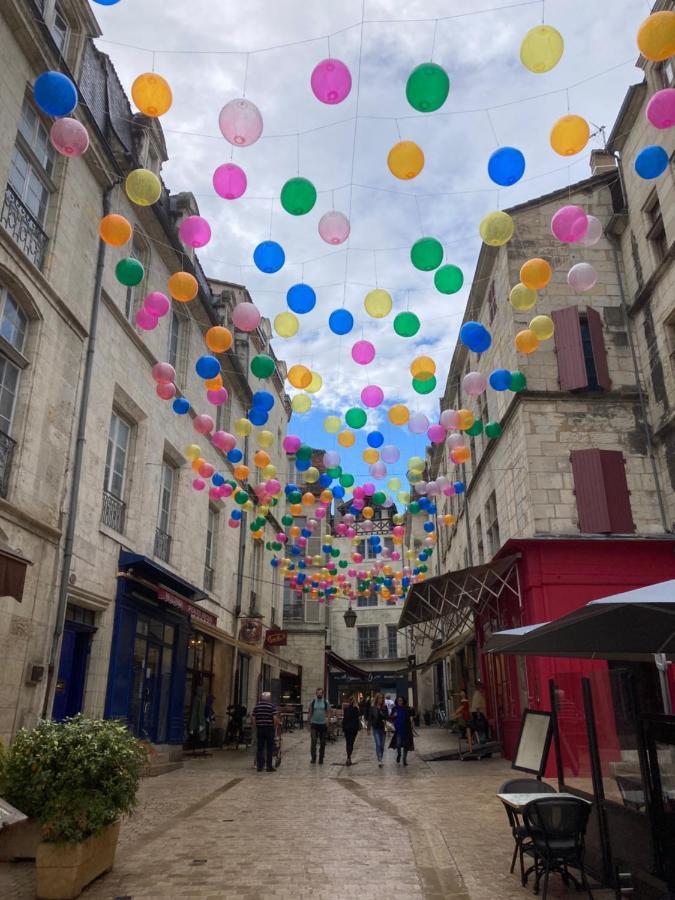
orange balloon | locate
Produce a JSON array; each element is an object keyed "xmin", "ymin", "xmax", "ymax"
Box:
[
  {"xmin": 320, "ymin": 489, "xmax": 333, "ymax": 504},
  {"xmin": 387, "ymin": 141, "xmax": 425, "ymax": 180},
  {"xmin": 457, "ymin": 409, "xmax": 475, "ymax": 431},
  {"xmin": 520, "ymin": 257, "xmax": 552, "ymax": 291},
  {"xmin": 363, "ymin": 448, "xmax": 379, "ymax": 464},
  {"xmin": 410, "ymin": 355, "xmax": 436, "ymax": 381},
  {"xmin": 168, "ymin": 271, "xmax": 198, "ymax": 302},
  {"xmin": 192, "ymin": 456, "xmax": 205, "ymax": 473},
  {"xmin": 205, "ymin": 326, "xmax": 233, "ymax": 353},
  {"xmin": 290, "ymin": 503, "xmax": 303, "ymax": 517},
  {"xmin": 550, "ymin": 115, "xmax": 590, "ymax": 157},
  {"xmin": 288, "ymin": 364, "xmax": 312, "ymax": 389},
  {"xmin": 388, "ymin": 404, "xmax": 410, "ymax": 426},
  {"xmin": 302, "ymin": 491, "xmax": 315, "ymax": 506},
  {"xmin": 451, "ymin": 446, "xmax": 470, "ymax": 464},
  {"xmin": 290, "ymin": 525, "xmax": 300, "ymax": 538},
  {"xmin": 443, "ymin": 514, "xmax": 456, "ymax": 526},
  {"xmin": 131, "ymin": 72, "xmax": 173, "ymax": 117},
  {"xmin": 338, "ymin": 430, "xmax": 356, "ymax": 448},
  {"xmin": 204, "ymin": 375, "xmax": 223, "ymax": 390},
  {"xmin": 234, "ymin": 463, "xmax": 250, "ymax": 481},
  {"xmin": 637, "ymin": 10, "xmax": 675, "ymax": 62},
  {"xmin": 254, "ymin": 450, "xmax": 270, "ymax": 468},
  {"xmin": 99, "ymin": 214, "xmax": 132, "ymax": 247},
  {"xmin": 515, "ymin": 329, "xmax": 540, "ymax": 354},
  {"xmin": 362, "ymin": 506, "xmax": 374, "ymax": 519}
]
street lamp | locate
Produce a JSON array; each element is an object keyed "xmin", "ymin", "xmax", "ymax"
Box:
[{"xmin": 343, "ymin": 604, "xmax": 357, "ymax": 628}]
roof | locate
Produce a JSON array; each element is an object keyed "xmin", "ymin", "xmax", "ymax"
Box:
[{"xmin": 606, "ymin": 81, "xmax": 648, "ymax": 153}]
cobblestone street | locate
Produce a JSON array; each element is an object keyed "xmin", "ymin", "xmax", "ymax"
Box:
[{"xmin": 0, "ymin": 728, "xmax": 613, "ymax": 900}]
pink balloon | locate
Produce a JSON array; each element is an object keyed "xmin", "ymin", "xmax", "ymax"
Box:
[
  {"xmin": 567, "ymin": 262, "xmax": 597, "ymax": 292},
  {"xmin": 135, "ymin": 308, "xmax": 158, "ymax": 330},
  {"xmin": 152, "ymin": 362, "xmax": 176, "ymax": 384},
  {"xmin": 318, "ymin": 210, "xmax": 350, "ymax": 244},
  {"xmin": 283, "ymin": 434, "xmax": 301, "ymax": 453},
  {"xmin": 391, "ymin": 551, "xmax": 401, "ymax": 562},
  {"xmin": 228, "ymin": 519, "xmax": 239, "ymax": 529},
  {"xmin": 346, "ymin": 527, "xmax": 356, "ymax": 539},
  {"xmin": 447, "ymin": 433, "xmax": 465, "ymax": 449},
  {"xmin": 267, "ymin": 479, "xmax": 281, "ymax": 494},
  {"xmin": 370, "ymin": 462, "xmax": 387, "ymax": 479},
  {"xmin": 231, "ymin": 302, "xmax": 261, "ymax": 332},
  {"xmin": 440, "ymin": 409, "xmax": 458, "ymax": 429},
  {"xmin": 392, "ymin": 525, "xmax": 405, "ymax": 537},
  {"xmin": 156, "ymin": 382, "xmax": 176, "ymax": 400},
  {"xmin": 427, "ymin": 424, "xmax": 446, "ymax": 443},
  {"xmin": 199, "ymin": 462, "xmax": 215, "ymax": 478},
  {"xmin": 221, "ymin": 483, "xmax": 233, "ymax": 498},
  {"xmin": 352, "ymin": 552, "xmax": 363, "ymax": 564},
  {"xmin": 442, "ymin": 484, "xmax": 456, "ymax": 496},
  {"xmin": 207, "ymin": 387, "xmax": 229, "ymax": 405},
  {"xmin": 50, "ymin": 118, "xmax": 89, "ymax": 156},
  {"xmin": 212, "ymin": 430, "xmax": 236, "ymax": 452},
  {"xmin": 551, "ymin": 205, "xmax": 588, "ymax": 243},
  {"xmin": 144, "ymin": 291, "xmax": 170, "ymax": 317},
  {"xmin": 323, "ymin": 450, "xmax": 340, "ymax": 467},
  {"xmin": 192, "ymin": 478, "xmax": 206, "ymax": 491},
  {"xmin": 194, "ymin": 414, "xmax": 215, "ymax": 435},
  {"xmin": 361, "ymin": 520, "xmax": 374, "ymax": 533},
  {"xmin": 351, "ymin": 340, "xmax": 376, "ymax": 365},
  {"xmin": 213, "ymin": 163, "xmax": 247, "ymax": 199},
  {"xmin": 361, "ymin": 385, "xmax": 384, "ymax": 407},
  {"xmin": 363, "ymin": 482, "xmax": 375, "ymax": 495},
  {"xmin": 463, "ymin": 372, "xmax": 487, "ymax": 396},
  {"xmin": 315, "ymin": 507, "xmax": 326, "ymax": 519},
  {"xmin": 353, "ymin": 485, "xmax": 365, "ymax": 499},
  {"xmin": 179, "ymin": 215, "xmax": 211, "ymax": 249},
  {"xmin": 209, "ymin": 487, "xmax": 222, "ymax": 500},
  {"xmin": 311, "ymin": 58, "xmax": 352, "ymax": 104},
  {"xmin": 380, "ymin": 445, "xmax": 400, "ymax": 464},
  {"xmin": 578, "ymin": 215, "xmax": 603, "ymax": 247},
  {"xmin": 408, "ymin": 412, "xmax": 429, "ymax": 434},
  {"xmin": 219, "ymin": 98, "xmax": 263, "ymax": 146},
  {"xmin": 646, "ymin": 88, "xmax": 675, "ymax": 129}
]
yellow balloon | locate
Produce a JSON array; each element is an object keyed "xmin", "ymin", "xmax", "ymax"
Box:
[
  {"xmin": 479, "ymin": 210, "xmax": 514, "ymax": 246},
  {"xmin": 257, "ymin": 429, "xmax": 274, "ymax": 448},
  {"xmin": 515, "ymin": 329, "xmax": 540, "ymax": 354},
  {"xmin": 324, "ymin": 415, "xmax": 341, "ymax": 433},
  {"xmin": 306, "ymin": 371, "xmax": 323, "ymax": 394},
  {"xmin": 388, "ymin": 477, "xmax": 401, "ymax": 492},
  {"xmin": 509, "ymin": 282, "xmax": 538, "ymax": 311},
  {"xmin": 410, "ymin": 355, "xmax": 436, "ymax": 381},
  {"xmin": 304, "ymin": 466, "xmax": 320, "ymax": 484},
  {"xmin": 392, "ymin": 513, "xmax": 404, "ymax": 525},
  {"xmin": 408, "ymin": 455, "xmax": 424, "ymax": 470},
  {"xmin": 520, "ymin": 25, "xmax": 564, "ymax": 73},
  {"xmin": 242, "ymin": 500, "xmax": 254, "ymax": 512},
  {"xmin": 131, "ymin": 72, "xmax": 173, "ymax": 117},
  {"xmin": 398, "ymin": 490, "xmax": 411, "ymax": 505},
  {"xmin": 125, "ymin": 168, "xmax": 161, "ymax": 206},
  {"xmin": 529, "ymin": 314, "xmax": 555, "ymax": 341},
  {"xmin": 234, "ymin": 418, "xmax": 252, "ymax": 437},
  {"xmin": 550, "ymin": 115, "xmax": 590, "ymax": 157},
  {"xmin": 408, "ymin": 469, "xmax": 423, "ymax": 484},
  {"xmin": 363, "ymin": 448, "xmax": 379, "ymax": 464},
  {"xmin": 364, "ymin": 289, "xmax": 393, "ymax": 318},
  {"xmin": 291, "ymin": 393, "xmax": 312, "ymax": 413},
  {"xmin": 338, "ymin": 430, "xmax": 356, "ymax": 448},
  {"xmin": 457, "ymin": 409, "xmax": 475, "ymax": 431},
  {"xmin": 185, "ymin": 444, "xmax": 201, "ymax": 461},
  {"xmin": 637, "ymin": 11, "xmax": 675, "ymax": 62},
  {"xmin": 288, "ymin": 364, "xmax": 312, "ymax": 389},
  {"xmin": 387, "ymin": 141, "xmax": 424, "ymax": 179},
  {"xmin": 261, "ymin": 464, "xmax": 277, "ymax": 480},
  {"xmin": 388, "ymin": 404, "xmax": 410, "ymax": 426},
  {"xmin": 274, "ymin": 311, "xmax": 299, "ymax": 338}
]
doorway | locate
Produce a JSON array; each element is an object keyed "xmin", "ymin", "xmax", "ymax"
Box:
[{"xmin": 53, "ymin": 619, "xmax": 95, "ymax": 721}]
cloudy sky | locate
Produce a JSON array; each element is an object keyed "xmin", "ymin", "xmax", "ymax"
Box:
[{"xmin": 92, "ymin": 0, "xmax": 648, "ymax": 481}]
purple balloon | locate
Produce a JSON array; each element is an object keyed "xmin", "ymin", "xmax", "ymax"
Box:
[
  {"xmin": 318, "ymin": 210, "xmax": 350, "ymax": 245},
  {"xmin": 427, "ymin": 424, "xmax": 446, "ymax": 443},
  {"xmin": 144, "ymin": 291, "xmax": 170, "ymax": 317},
  {"xmin": 351, "ymin": 340, "xmax": 376, "ymax": 365},
  {"xmin": 646, "ymin": 88, "xmax": 675, "ymax": 129},
  {"xmin": 380, "ymin": 444, "xmax": 400, "ymax": 464},
  {"xmin": 179, "ymin": 215, "xmax": 211, "ymax": 248},
  {"xmin": 462, "ymin": 372, "xmax": 487, "ymax": 396},
  {"xmin": 310, "ymin": 58, "xmax": 352, "ymax": 105},
  {"xmin": 551, "ymin": 205, "xmax": 588, "ymax": 243},
  {"xmin": 135, "ymin": 307, "xmax": 158, "ymax": 330},
  {"xmin": 213, "ymin": 163, "xmax": 247, "ymax": 199},
  {"xmin": 370, "ymin": 462, "xmax": 387, "ymax": 479},
  {"xmin": 218, "ymin": 98, "xmax": 263, "ymax": 146},
  {"xmin": 408, "ymin": 412, "xmax": 429, "ymax": 434},
  {"xmin": 361, "ymin": 385, "xmax": 384, "ymax": 408}
]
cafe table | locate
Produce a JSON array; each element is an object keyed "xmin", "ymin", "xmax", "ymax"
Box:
[{"xmin": 497, "ymin": 791, "xmax": 592, "ymax": 811}]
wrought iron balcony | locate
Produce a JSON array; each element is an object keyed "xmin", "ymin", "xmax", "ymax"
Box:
[
  {"xmin": 153, "ymin": 527, "xmax": 171, "ymax": 563},
  {"xmin": 0, "ymin": 430, "xmax": 16, "ymax": 498},
  {"xmin": 101, "ymin": 491, "xmax": 125, "ymax": 533},
  {"xmin": 1, "ymin": 185, "xmax": 48, "ymax": 270},
  {"xmin": 203, "ymin": 564, "xmax": 214, "ymax": 593}
]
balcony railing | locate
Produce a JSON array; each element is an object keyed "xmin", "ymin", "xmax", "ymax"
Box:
[
  {"xmin": 154, "ymin": 528, "xmax": 171, "ymax": 563},
  {"xmin": 1, "ymin": 185, "xmax": 48, "ymax": 270},
  {"xmin": 203, "ymin": 564, "xmax": 214, "ymax": 593},
  {"xmin": 358, "ymin": 641, "xmax": 379, "ymax": 660},
  {"xmin": 101, "ymin": 491, "xmax": 125, "ymax": 533},
  {"xmin": 0, "ymin": 430, "xmax": 16, "ymax": 498}
]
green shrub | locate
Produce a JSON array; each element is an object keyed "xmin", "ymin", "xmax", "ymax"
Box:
[{"xmin": 2, "ymin": 716, "xmax": 147, "ymax": 843}]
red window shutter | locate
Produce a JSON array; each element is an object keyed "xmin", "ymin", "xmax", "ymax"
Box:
[
  {"xmin": 599, "ymin": 450, "xmax": 635, "ymax": 533},
  {"xmin": 586, "ymin": 307, "xmax": 612, "ymax": 391},
  {"xmin": 571, "ymin": 449, "xmax": 611, "ymax": 532},
  {"xmin": 552, "ymin": 307, "xmax": 587, "ymax": 391}
]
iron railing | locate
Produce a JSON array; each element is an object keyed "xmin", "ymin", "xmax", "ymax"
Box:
[
  {"xmin": 203, "ymin": 564, "xmax": 214, "ymax": 592},
  {"xmin": 1, "ymin": 185, "xmax": 48, "ymax": 270},
  {"xmin": 0, "ymin": 430, "xmax": 16, "ymax": 498},
  {"xmin": 153, "ymin": 527, "xmax": 171, "ymax": 563},
  {"xmin": 101, "ymin": 491, "xmax": 125, "ymax": 533}
]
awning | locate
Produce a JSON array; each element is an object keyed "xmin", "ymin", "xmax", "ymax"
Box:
[
  {"xmin": 484, "ymin": 579, "xmax": 675, "ymax": 661},
  {"xmin": 326, "ymin": 649, "xmax": 370, "ymax": 680},
  {"xmin": 118, "ymin": 550, "xmax": 207, "ymax": 602},
  {"xmin": 398, "ymin": 554, "xmax": 521, "ymax": 646},
  {"xmin": 0, "ymin": 542, "xmax": 31, "ymax": 602},
  {"xmin": 422, "ymin": 630, "xmax": 475, "ymax": 670}
]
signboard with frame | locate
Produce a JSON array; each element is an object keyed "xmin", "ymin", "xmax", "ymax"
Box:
[{"xmin": 512, "ymin": 709, "xmax": 553, "ymax": 776}]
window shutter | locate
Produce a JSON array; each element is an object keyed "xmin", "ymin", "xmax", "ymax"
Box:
[
  {"xmin": 599, "ymin": 450, "xmax": 635, "ymax": 533},
  {"xmin": 571, "ymin": 449, "xmax": 611, "ymax": 532},
  {"xmin": 552, "ymin": 307, "xmax": 588, "ymax": 391},
  {"xmin": 586, "ymin": 307, "xmax": 612, "ymax": 391}
]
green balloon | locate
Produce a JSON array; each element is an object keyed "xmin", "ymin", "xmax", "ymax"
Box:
[
  {"xmin": 327, "ymin": 466, "xmax": 342, "ymax": 478},
  {"xmin": 280, "ymin": 177, "xmax": 317, "ymax": 216},
  {"xmin": 412, "ymin": 375, "xmax": 436, "ymax": 395},
  {"xmin": 272, "ymin": 541, "xmax": 282, "ymax": 551},
  {"xmin": 340, "ymin": 473, "xmax": 355, "ymax": 488},
  {"xmin": 296, "ymin": 444, "xmax": 313, "ymax": 460},
  {"xmin": 115, "ymin": 257, "xmax": 145, "ymax": 287},
  {"xmin": 288, "ymin": 490, "xmax": 302, "ymax": 504},
  {"xmin": 419, "ymin": 563, "xmax": 428, "ymax": 573},
  {"xmin": 434, "ymin": 264, "xmax": 464, "ymax": 294},
  {"xmin": 410, "ymin": 237, "xmax": 443, "ymax": 271},
  {"xmin": 406, "ymin": 63, "xmax": 450, "ymax": 113},
  {"xmin": 409, "ymin": 500, "xmax": 420, "ymax": 514},
  {"xmin": 372, "ymin": 491, "xmax": 386, "ymax": 505},
  {"xmin": 250, "ymin": 354, "xmax": 275, "ymax": 378},
  {"xmin": 235, "ymin": 490, "xmax": 249, "ymax": 504},
  {"xmin": 249, "ymin": 521, "xmax": 259, "ymax": 532},
  {"xmin": 465, "ymin": 419, "xmax": 484, "ymax": 436},
  {"xmin": 331, "ymin": 547, "xmax": 340, "ymax": 558},
  {"xmin": 485, "ymin": 421, "xmax": 503, "ymax": 439},
  {"xmin": 282, "ymin": 514, "xmax": 293, "ymax": 526},
  {"xmin": 339, "ymin": 559, "xmax": 348, "ymax": 568},
  {"xmin": 510, "ymin": 371, "xmax": 527, "ymax": 392},
  {"xmin": 394, "ymin": 311, "xmax": 420, "ymax": 337},
  {"xmin": 345, "ymin": 407, "xmax": 367, "ymax": 429}
]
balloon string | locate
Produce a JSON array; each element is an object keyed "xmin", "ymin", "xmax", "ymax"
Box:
[
  {"xmin": 485, "ymin": 109, "xmax": 500, "ymax": 147},
  {"xmin": 327, "ymin": 33, "xmax": 331, "ymax": 59},
  {"xmin": 430, "ymin": 19, "xmax": 439, "ymax": 62},
  {"xmin": 151, "ymin": 51, "xmax": 156, "ymax": 73},
  {"xmin": 394, "ymin": 118, "xmax": 402, "ymax": 140},
  {"xmin": 268, "ymin": 198, "xmax": 274, "ymax": 238},
  {"xmin": 242, "ymin": 53, "xmax": 251, "ymax": 97},
  {"xmin": 296, "ymin": 133, "xmax": 301, "ymax": 175},
  {"xmin": 373, "ymin": 250, "xmax": 379, "ymax": 286},
  {"xmin": 541, "ymin": 0, "xmax": 545, "ymax": 23}
]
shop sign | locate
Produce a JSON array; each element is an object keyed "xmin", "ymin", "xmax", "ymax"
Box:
[
  {"xmin": 157, "ymin": 587, "xmax": 217, "ymax": 627},
  {"xmin": 264, "ymin": 628, "xmax": 288, "ymax": 648},
  {"xmin": 239, "ymin": 618, "xmax": 263, "ymax": 645}
]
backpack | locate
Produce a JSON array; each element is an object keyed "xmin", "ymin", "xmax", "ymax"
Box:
[{"xmin": 310, "ymin": 699, "xmax": 329, "ymax": 715}]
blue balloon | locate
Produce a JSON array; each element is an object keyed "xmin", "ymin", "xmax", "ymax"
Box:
[
  {"xmin": 427, "ymin": 503, "xmax": 437, "ymax": 515},
  {"xmin": 285, "ymin": 483, "xmax": 298, "ymax": 496},
  {"xmin": 92, "ymin": 0, "xmax": 122, "ymax": 4},
  {"xmin": 489, "ymin": 368, "xmax": 512, "ymax": 391},
  {"xmin": 319, "ymin": 473, "xmax": 332, "ymax": 488},
  {"xmin": 253, "ymin": 240, "xmax": 285, "ymax": 273},
  {"xmin": 367, "ymin": 430, "xmax": 384, "ymax": 448},
  {"xmin": 231, "ymin": 509, "xmax": 243, "ymax": 521},
  {"xmin": 172, "ymin": 397, "xmax": 190, "ymax": 415},
  {"xmin": 211, "ymin": 473, "xmax": 225, "ymax": 486},
  {"xmin": 423, "ymin": 521, "xmax": 435, "ymax": 533},
  {"xmin": 227, "ymin": 448, "xmax": 243, "ymax": 463},
  {"xmin": 33, "ymin": 71, "xmax": 78, "ymax": 117},
  {"xmin": 332, "ymin": 485, "xmax": 346, "ymax": 498},
  {"xmin": 459, "ymin": 321, "xmax": 492, "ymax": 353},
  {"xmin": 453, "ymin": 481, "xmax": 465, "ymax": 494},
  {"xmin": 287, "ymin": 283, "xmax": 316, "ymax": 314},
  {"xmin": 248, "ymin": 407, "xmax": 268, "ymax": 426},
  {"xmin": 252, "ymin": 390, "xmax": 274, "ymax": 411},
  {"xmin": 488, "ymin": 146, "xmax": 525, "ymax": 186},
  {"xmin": 295, "ymin": 458, "xmax": 310, "ymax": 472},
  {"xmin": 195, "ymin": 355, "xmax": 220, "ymax": 379},
  {"xmin": 298, "ymin": 560, "xmax": 306, "ymax": 569},
  {"xmin": 635, "ymin": 145, "xmax": 669, "ymax": 180},
  {"xmin": 328, "ymin": 308, "xmax": 354, "ymax": 335}
]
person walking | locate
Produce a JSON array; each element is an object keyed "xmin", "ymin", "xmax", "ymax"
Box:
[
  {"xmin": 342, "ymin": 694, "xmax": 361, "ymax": 766},
  {"xmin": 471, "ymin": 679, "xmax": 489, "ymax": 745},
  {"xmin": 389, "ymin": 695, "xmax": 415, "ymax": 766},
  {"xmin": 369, "ymin": 692, "xmax": 389, "ymax": 767},
  {"xmin": 308, "ymin": 687, "xmax": 330, "ymax": 765},
  {"xmin": 251, "ymin": 691, "xmax": 278, "ymax": 773},
  {"xmin": 384, "ymin": 693, "xmax": 394, "ymax": 715}
]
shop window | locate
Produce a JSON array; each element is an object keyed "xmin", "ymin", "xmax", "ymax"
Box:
[
  {"xmin": 204, "ymin": 506, "xmax": 218, "ymax": 592},
  {"xmin": 645, "ymin": 191, "xmax": 667, "ymax": 265},
  {"xmin": 552, "ymin": 306, "xmax": 611, "ymax": 392},
  {"xmin": 485, "ymin": 491, "xmax": 500, "ymax": 558},
  {"xmin": 358, "ymin": 625, "xmax": 379, "ymax": 659},
  {"xmin": 387, "ymin": 625, "xmax": 398, "ymax": 658},
  {"xmin": 154, "ymin": 460, "xmax": 175, "ymax": 562},
  {"xmin": 570, "ymin": 448, "xmax": 635, "ymax": 534},
  {"xmin": 102, "ymin": 411, "xmax": 131, "ymax": 532}
]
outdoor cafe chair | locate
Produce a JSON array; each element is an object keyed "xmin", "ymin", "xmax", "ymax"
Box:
[
  {"xmin": 499, "ymin": 778, "xmax": 556, "ymax": 886},
  {"xmin": 522, "ymin": 796, "xmax": 593, "ymax": 899}
]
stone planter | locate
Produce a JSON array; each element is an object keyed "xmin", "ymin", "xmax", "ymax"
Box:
[
  {"xmin": 0, "ymin": 817, "xmax": 42, "ymax": 861},
  {"xmin": 35, "ymin": 820, "xmax": 120, "ymax": 900}
]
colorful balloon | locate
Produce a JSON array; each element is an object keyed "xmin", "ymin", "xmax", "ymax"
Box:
[
  {"xmin": 551, "ymin": 205, "xmax": 588, "ymax": 243},
  {"xmin": 405, "ymin": 63, "xmax": 450, "ymax": 112},
  {"xmin": 434, "ymin": 264, "xmax": 464, "ymax": 294},
  {"xmin": 50, "ymin": 118, "xmax": 89, "ymax": 157},
  {"xmin": 351, "ymin": 340, "xmax": 375, "ymax": 365},
  {"xmin": 459, "ymin": 321, "xmax": 491, "ymax": 353},
  {"xmin": 219, "ymin": 98, "xmax": 263, "ymax": 146},
  {"xmin": 179, "ymin": 216, "xmax": 211, "ymax": 249},
  {"xmin": 287, "ymin": 283, "xmax": 316, "ymax": 314},
  {"xmin": 168, "ymin": 271, "xmax": 198, "ymax": 302},
  {"xmin": 213, "ymin": 163, "xmax": 247, "ymax": 199},
  {"xmin": 361, "ymin": 385, "xmax": 384, "ymax": 408},
  {"xmin": 410, "ymin": 356, "xmax": 436, "ymax": 380},
  {"xmin": 338, "ymin": 430, "xmax": 356, "ymax": 448},
  {"xmin": 99, "ymin": 214, "xmax": 132, "ymax": 246},
  {"xmin": 520, "ymin": 258, "xmax": 552, "ymax": 290},
  {"xmin": 136, "ymin": 308, "xmax": 158, "ymax": 330},
  {"xmin": 288, "ymin": 365, "xmax": 312, "ymax": 389},
  {"xmin": 318, "ymin": 210, "xmax": 350, "ymax": 244},
  {"xmin": 328, "ymin": 308, "xmax": 354, "ymax": 335},
  {"xmin": 205, "ymin": 326, "xmax": 233, "ymax": 353},
  {"xmin": 274, "ymin": 311, "xmax": 299, "ymax": 337},
  {"xmin": 463, "ymin": 372, "xmax": 487, "ymax": 396},
  {"xmin": 33, "ymin": 71, "xmax": 77, "ymax": 117},
  {"xmin": 509, "ymin": 283, "xmax": 537, "ymax": 311},
  {"xmin": 232, "ymin": 302, "xmax": 262, "ymax": 331},
  {"xmin": 145, "ymin": 292, "xmax": 170, "ymax": 317},
  {"xmin": 479, "ymin": 211, "xmax": 514, "ymax": 246},
  {"xmin": 280, "ymin": 177, "xmax": 317, "ymax": 216},
  {"xmin": 520, "ymin": 25, "xmax": 564, "ymax": 73},
  {"xmin": 489, "ymin": 369, "xmax": 511, "ymax": 392},
  {"xmin": 579, "ymin": 216, "xmax": 603, "ymax": 248},
  {"xmin": 131, "ymin": 73, "xmax": 172, "ymax": 117},
  {"xmin": 387, "ymin": 141, "xmax": 424, "ymax": 179},
  {"xmin": 646, "ymin": 88, "xmax": 675, "ymax": 129},
  {"xmin": 253, "ymin": 240, "xmax": 285, "ymax": 273},
  {"xmin": 388, "ymin": 404, "xmax": 409, "ymax": 426},
  {"xmin": 410, "ymin": 237, "xmax": 443, "ymax": 271},
  {"xmin": 412, "ymin": 375, "xmax": 436, "ymax": 394},
  {"xmin": 152, "ymin": 362, "xmax": 176, "ymax": 384},
  {"xmin": 635, "ymin": 145, "xmax": 669, "ymax": 179},
  {"xmin": 550, "ymin": 115, "xmax": 590, "ymax": 156},
  {"xmin": 194, "ymin": 414, "xmax": 215, "ymax": 435},
  {"xmin": 487, "ymin": 147, "xmax": 525, "ymax": 186},
  {"xmin": 126, "ymin": 168, "xmax": 161, "ymax": 206},
  {"xmin": 306, "ymin": 372, "xmax": 323, "ymax": 394},
  {"xmin": 293, "ymin": 394, "xmax": 312, "ymax": 414},
  {"xmin": 345, "ymin": 407, "xmax": 367, "ymax": 429},
  {"xmin": 311, "ymin": 58, "xmax": 352, "ymax": 104},
  {"xmin": 116, "ymin": 258, "xmax": 144, "ymax": 287},
  {"xmin": 515, "ymin": 329, "xmax": 540, "ymax": 353},
  {"xmin": 637, "ymin": 11, "xmax": 675, "ymax": 62},
  {"xmin": 393, "ymin": 311, "xmax": 420, "ymax": 337},
  {"xmin": 251, "ymin": 355, "xmax": 275, "ymax": 379},
  {"xmin": 529, "ymin": 315, "xmax": 555, "ymax": 340},
  {"xmin": 567, "ymin": 262, "xmax": 597, "ymax": 292},
  {"xmin": 408, "ymin": 412, "xmax": 429, "ymax": 434},
  {"xmin": 364, "ymin": 289, "xmax": 392, "ymax": 318},
  {"xmin": 324, "ymin": 415, "xmax": 341, "ymax": 433}
]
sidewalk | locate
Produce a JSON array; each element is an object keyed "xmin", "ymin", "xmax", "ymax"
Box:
[{"xmin": 0, "ymin": 725, "xmax": 613, "ymax": 900}]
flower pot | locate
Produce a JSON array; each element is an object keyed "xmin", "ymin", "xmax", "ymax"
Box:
[
  {"xmin": 0, "ymin": 817, "xmax": 42, "ymax": 861},
  {"xmin": 35, "ymin": 820, "xmax": 120, "ymax": 900}
]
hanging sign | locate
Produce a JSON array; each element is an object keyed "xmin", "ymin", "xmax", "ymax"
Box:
[
  {"xmin": 264, "ymin": 628, "xmax": 288, "ymax": 648},
  {"xmin": 157, "ymin": 587, "xmax": 217, "ymax": 627}
]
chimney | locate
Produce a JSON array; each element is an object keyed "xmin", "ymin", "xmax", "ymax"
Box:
[{"xmin": 590, "ymin": 149, "xmax": 617, "ymax": 177}]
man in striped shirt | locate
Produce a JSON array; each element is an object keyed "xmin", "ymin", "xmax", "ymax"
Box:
[{"xmin": 252, "ymin": 691, "xmax": 279, "ymax": 772}]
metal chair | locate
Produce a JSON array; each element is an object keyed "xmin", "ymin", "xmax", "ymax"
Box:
[
  {"xmin": 499, "ymin": 778, "xmax": 556, "ymax": 885},
  {"xmin": 615, "ymin": 775, "xmax": 646, "ymax": 812},
  {"xmin": 522, "ymin": 796, "xmax": 593, "ymax": 899}
]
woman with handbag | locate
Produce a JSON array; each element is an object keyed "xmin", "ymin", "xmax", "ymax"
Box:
[
  {"xmin": 369, "ymin": 692, "xmax": 390, "ymax": 767},
  {"xmin": 389, "ymin": 695, "xmax": 415, "ymax": 766},
  {"xmin": 342, "ymin": 694, "xmax": 361, "ymax": 766}
]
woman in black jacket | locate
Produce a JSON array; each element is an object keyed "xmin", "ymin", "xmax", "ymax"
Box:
[
  {"xmin": 342, "ymin": 695, "xmax": 360, "ymax": 766},
  {"xmin": 369, "ymin": 692, "xmax": 389, "ymax": 767},
  {"xmin": 389, "ymin": 695, "xmax": 415, "ymax": 766}
]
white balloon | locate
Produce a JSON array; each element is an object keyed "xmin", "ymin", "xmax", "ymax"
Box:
[{"xmin": 579, "ymin": 215, "xmax": 603, "ymax": 247}]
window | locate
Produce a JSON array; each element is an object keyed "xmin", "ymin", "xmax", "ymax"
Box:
[
  {"xmin": 645, "ymin": 192, "xmax": 667, "ymax": 264},
  {"xmin": 204, "ymin": 506, "xmax": 218, "ymax": 591},
  {"xmin": 0, "ymin": 290, "xmax": 27, "ymax": 353},
  {"xmin": 50, "ymin": 5, "xmax": 70, "ymax": 56},
  {"xmin": 167, "ymin": 310, "xmax": 181, "ymax": 368},
  {"xmin": 283, "ymin": 583, "xmax": 304, "ymax": 622},
  {"xmin": 358, "ymin": 625, "xmax": 379, "ymax": 659},
  {"xmin": 475, "ymin": 514, "xmax": 484, "ymax": 564},
  {"xmin": 552, "ymin": 306, "xmax": 611, "ymax": 392},
  {"xmin": 485, "ymin": 491, "xmax": 500, "ymax": 557},
  {"xmin": 487, "ymin": 282, "xmax": 497, "ymax": 324},
  {"xmin": 154, "ymin": 461, "xmax": 174, "ymax": 562},
  {"xmin": 125, "ymin": 234, "xmax": 150, "ymax": 322},
  {"xmin": 357, "ymin": 593, "xmax": 378, "ymax": 607},
  {"xmin": 0, "ymin": 357, "xmax": 19, "ymax": 436},
  {"xmin": 387, "ymin": 625, "xmax": 398, "ymax": 658},
  {"xmin": 104, "ymin": 412, "xmax": 131, "ymax": 500},
  {"xmin": 661, "ymin": 59, "xmax": 675, "ymax": 88},
  {"xmin": 65, "ymin": 603, "xmax": 96, "ymax": 627},
  {"xmin": 571, "ymin": 449, "xmax": 635, "ymax": 534}
]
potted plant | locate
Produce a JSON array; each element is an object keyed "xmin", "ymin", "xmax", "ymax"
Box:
[{"xmin": 1, "ymin": 716, "xmax": 146, "ymax": 899}]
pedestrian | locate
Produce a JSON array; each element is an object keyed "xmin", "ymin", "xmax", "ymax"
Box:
[
  {"xmin": 342, "ymin": 694, "xmax": 361, "ymax": 766},
  {"xmin": 453, "ymin": 689, "xmax": 473, "ymax": 751},
  {"xmin": 389, "ymin": 695, "xmax": 415, "ymax": 766},
  {"xmin": 369, "ymin": 692, "xmax": 389, "ymax": 767},
  {"xmin": 470, "ymin": 679, "xmax": 489, "ymax": 745},
  {"xmin": 384, "ymin": 693, "xmax": 394, "ymax": 715},
  {"xmin": 251, "ymin": 691, "xmax": 278, "ymax": 773},
  {"xmin": 308, "ymin": 687, "xmax": 330, "ymax": 765}
]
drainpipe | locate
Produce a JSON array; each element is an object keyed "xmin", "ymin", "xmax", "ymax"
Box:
[{"xmin": 43, "ymin": 183, "xmax": 115, "ymax": 716}]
